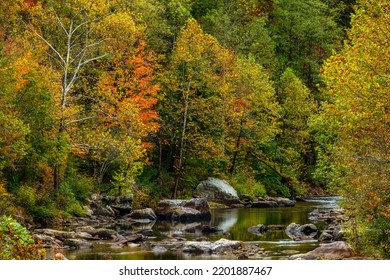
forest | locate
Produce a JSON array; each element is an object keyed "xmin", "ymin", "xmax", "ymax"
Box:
[{"xmin": 0, "ymin": 0, "xmax": 388, "ymax": 258}]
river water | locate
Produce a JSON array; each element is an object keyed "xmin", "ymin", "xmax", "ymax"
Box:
[{"xmin": 62, "ymin": 196, "xmax": 340, "ymax": 260}]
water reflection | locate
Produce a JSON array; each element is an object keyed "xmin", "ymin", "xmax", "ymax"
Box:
[
  {"xmin": 62, "ymin": 197, "xmax": 339, "ymax": 260},
  {"xmin": 210, "ymin": 209, "xmax": 238, "ymax": 231}
]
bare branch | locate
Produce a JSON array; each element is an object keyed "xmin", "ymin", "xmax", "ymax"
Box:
[
  {"xmin": 71, "ymin": 19, "xmax": 95, "ymax": 36},
  {"xmin": 52, "ymin": 8, "xmax": 69, "ymax": 36},
  {"xmin": 70, "ymin": 39, "xmax": 106, "ymax": 65},
  {"xmin": 64, "ymin": 109, "xmax": 115, "ymax": 124},
  {"xmin": 29, "ymin": 26, "xmax": 66, "ymax": 65},
  {"xmin": 64, "ymin": 116, "xmax": 97, "ymax": 127},
  {"xmin": 80, "ymin": 53, "xmax": 108, "ymax": 67},
  {"xmin": 46, "ymin": 52, "xmax": 65, "ymax": 69}
]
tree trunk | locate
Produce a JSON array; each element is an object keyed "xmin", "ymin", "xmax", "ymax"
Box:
[
  {"xmin": 173, "ymin": 83, "xmax": 190, "ymax": 199},
  {"xmin": 229, "ymin": 118, "xmax": 244, "ymax": 174},
  {"xmin": 54, "ymin": 165, "xmax": 60, "ymax": 193}
]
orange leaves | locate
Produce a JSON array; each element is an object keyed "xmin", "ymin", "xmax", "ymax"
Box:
[{"xmin": 96, "ymin": 36, "xmax": 159, "ymax": 148}]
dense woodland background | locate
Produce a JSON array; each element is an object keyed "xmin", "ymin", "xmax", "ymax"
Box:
[{"xmin": 0, "ymin": 0, "xmax": 388, "ymax": 257}]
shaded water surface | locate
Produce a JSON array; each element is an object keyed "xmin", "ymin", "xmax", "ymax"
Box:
[{"xmin": 61, "ymin": 197, "xmax": 340, "ymax": 260}]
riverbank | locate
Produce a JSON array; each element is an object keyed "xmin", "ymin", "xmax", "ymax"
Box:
[{"xmin": 30, "ymin": 196, "xmax": 363, "ymax": 260}]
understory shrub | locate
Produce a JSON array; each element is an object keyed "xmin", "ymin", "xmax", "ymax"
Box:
[
  {"xmin": 0, "ymin": 216, "xmax": 45, "ymax": 260},
  {"xmin": 0, "ymin": 183, "xmax": 16, "ymax": 215},
  {"xmin": 230, "ymin": 172, "xmax": 267, "ymax": 198},
  {"xmin": 345, "ymin": 215, "xmax": 390, "ymax": 259}
]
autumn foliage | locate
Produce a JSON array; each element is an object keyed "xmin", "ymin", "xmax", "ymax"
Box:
[
  {"xmin": 314, "ymin": 0, "xmax": 389, "ymax": 257},
  {"xmin": 0, "ymin": 0, "xmax": 388, "ymax": 257}
]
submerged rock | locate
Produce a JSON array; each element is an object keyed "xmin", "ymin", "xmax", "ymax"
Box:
[
  {"xmin": 193, "ymin": 178, "xmax": 240, "ymax": 206},
  {"xmin": 152, "ymin": 246, "xmax": 168, "ymax": 253},
  {"xmin": 266, "ymin": 225, "xmax": 285, "ymax": 231}
]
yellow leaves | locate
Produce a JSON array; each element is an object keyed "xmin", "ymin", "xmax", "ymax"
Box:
[
  {"xmin": 98, "ymin": 11, "xmax": 137, "ymax": 51},
  {"xmin": 173, "ymin": 18, "xmax": 222, "ymax": 64},
  {"xmin": 321, "ymin": 0, "xmax": 390, "ymax": 161},
  {"xmin": 0, "ymin": 182, "xmax": 11, "ymax": 198},
  {"xmin": 75, "ymin": 0, "xmax": 110, "ymax": 18},
  {"xmin": 12, "ymin": 51, "xmax": 38, "ymax": 91}
]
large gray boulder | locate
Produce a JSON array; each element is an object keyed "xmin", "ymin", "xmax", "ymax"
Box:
[
  {"xmin": 155, "ymin": 198, "xmax": 211, "ymax": 222},
  {"xmin": 194, "ymin": 178, "xmax": 240, "ymax": 206},
  {"xmin": 289, "ymin": 241, "xmax": 355, "ymax": 260}
]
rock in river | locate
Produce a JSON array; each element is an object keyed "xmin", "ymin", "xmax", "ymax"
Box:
[
  {"xmin": 155, "ymin": 198, "xmax": 211, "ymax": 222},
  {"xmin": 193, "ymin": 177, "xmax": 241, "ymax": 206},
  {"xmin": 248, "ymin": 224, "xmax": 268, "ymax": 235},
  {"xmin": 89, "ymin": 194, "xmax": 133, "ymax": 216},
  {"xmin": 289, "ymin": 241, "xmax": 355, "ymax": 260},
  {"xmin": 285, "ymin": 223, "xmax": 318, "ymax": 240},
  {"xmin": 127, "ymin": 208, "xmax": 157, "ymax": 221},
  {"xmin": 177, "ymin": 239, "xmax": 242, "ymax": 254},
  {"xmin": 251, "ymin": 197, "xmax": 295, "ymax": 208}
]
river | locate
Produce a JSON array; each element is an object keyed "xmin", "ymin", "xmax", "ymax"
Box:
[{"xmin": 59, "ymin": 196, "xmax": 340, "ymax": 260}]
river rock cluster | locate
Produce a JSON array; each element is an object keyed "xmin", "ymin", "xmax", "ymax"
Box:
[
  {"xmin": 286, "ymin": 208, "xmax": 353, "ymax": 259},
  {"xmin": 33, "ymin": 178, "xmax": 355, "ymax": 260}
]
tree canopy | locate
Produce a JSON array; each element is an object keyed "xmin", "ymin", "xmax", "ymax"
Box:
[{"xmin": 0, "ymin": 0, "xmax": 388, "ymax": 257}]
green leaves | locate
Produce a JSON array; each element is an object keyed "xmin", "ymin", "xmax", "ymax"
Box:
[
  {"xmin": 158, "ymin": 18, "xmax": 280, "ymax": 196},
  {"xmin": 0, "ymin": 216, "xmax": 45, "ymax": 260},
  {"xmin": 269, "ymin": 0, "xmax": 342, "ymax": 89},
  {"xmin": 0, "ymin": 51, "xmax": 30, "ymax": 173},
  {"xmin": 314, "ymin": 0, "xmax": 390, "ymax": 257}
]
